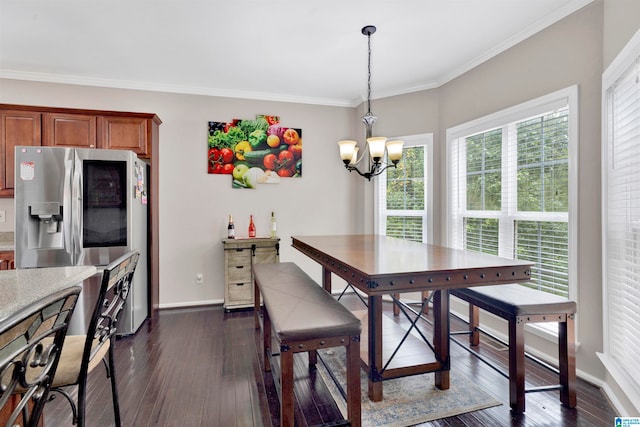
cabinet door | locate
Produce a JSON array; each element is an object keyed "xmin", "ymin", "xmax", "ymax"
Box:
[
  {"xmin": 0, "ymin": 110, "xmax": 41, "ymax": 196},
  {"xmin": 0, "ymin": 250, "xmax": 15, "ymax": 270},
  {"xmin": 43, "ymin": 112, "xmax": 97, "ymax": 148},
  {"xmin": 254, "ymin": 246, "xmax": 278, "ymax": 265},
  {"xmin": 98, "ymin": 116, "xmax": 149, "ymax": 157}
]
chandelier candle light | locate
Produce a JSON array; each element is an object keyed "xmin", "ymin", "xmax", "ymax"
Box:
[{"xmin": 338, "ymin": 25, "xmax": 404, "ymax": 180}]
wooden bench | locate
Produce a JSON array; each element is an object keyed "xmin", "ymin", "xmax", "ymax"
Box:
[
  {"xmin": 253, "ymin": 262, "xmax": 361, "ymax": 427},
  {"xmin": 450, "ymin": 284, "xmax": 577, "ymax": 414}
]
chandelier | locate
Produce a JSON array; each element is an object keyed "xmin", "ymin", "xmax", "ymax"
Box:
[{"xmin": 338, "ymin": 25, "xmax": 404, "ymax": 181}]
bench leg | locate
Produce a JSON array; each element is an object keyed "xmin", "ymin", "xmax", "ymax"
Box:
[
  {"xmin": 392, "ymin": 292, "xmax": 430, "ymax": 317},
  {"xmin": 469, "ymin": 304, "xmax": 480, "ymax": 346},
  {"xmin": 559, "ymin": 315, "xmax": 577, "ymax": 408},
  {"xmin": 308, "ymin": 350, "xmax": 317, "ymax": 368},
  {"xmin": 509, "ymin": 318, "xmax": 526, "ymax": 413},
  {"xmin": 393, "ymin": 293, "xmax": 400, "ymax": 316},
  {"xmin": 263, "ymin": 308, "xmax": 272, "ymax": 372},
  {"xmin": 254, "ymin": 281, "xmax": 261, "ymax": 330},
  {"xmin": 280, "ymin": 349, "xmax": 295, "ymax": 427},
  {"xmin": 346, "ymin": 337, "xmax": 361, "ymax": 427}
]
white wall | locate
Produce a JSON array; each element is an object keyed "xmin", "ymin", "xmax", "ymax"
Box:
[{"xmin": 0, "ymin": 79, "xmax": 358, "ymax": 304}]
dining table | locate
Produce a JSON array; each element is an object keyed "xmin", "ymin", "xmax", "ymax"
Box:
[{"xmin": 291, "ymin": 234, "xmax": 533, "ymax": 401}]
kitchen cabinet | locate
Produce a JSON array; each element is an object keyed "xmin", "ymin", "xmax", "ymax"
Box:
[
  {"xmin": 1, "ymin": 105, "xmax": 159, "ymax": 196},
  {"xmin": 0, "ymin": 110, "xmax": 41, "ymax": 197},
  {"xmin": 222, "ymin": 237, "xmax": 279, "ymax": 311},
  {"xmin": 43, "ymin": 113, "xmax": 152, "ymax": 157},
  {"xmin": 0, "ymin": 250, "xmax": 15, "ymax": 270},
  {"xmin": 43, "ymin": 112, "xmax": 97, "ymax": 148},
  {"xmin": 99, "ymin": 116, "xmax": 150, "ymax": 156}
]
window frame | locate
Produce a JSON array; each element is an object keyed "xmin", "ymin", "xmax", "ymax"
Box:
[
  {"xmin": 375, "ymin": 133, "xmax": 434, "ymax": 243},
  {"xmin": 446, "ymin": 85, "xmax": 579, "ymax": 306},
  {"xmin": 598, "ymin": 28, "xmax": 640, "ymax": 409}
]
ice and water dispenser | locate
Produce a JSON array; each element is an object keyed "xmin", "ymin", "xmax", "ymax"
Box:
[{"xmin": 27, "ymin": 202, "xmax": 64, "ymax": 249}]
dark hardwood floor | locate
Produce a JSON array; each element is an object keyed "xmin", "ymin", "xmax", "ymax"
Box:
[{"xmin": 44, "ymin": 294, "xmax": 617, "ymax": 426}]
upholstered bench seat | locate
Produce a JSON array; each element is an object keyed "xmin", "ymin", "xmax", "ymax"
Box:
[
  {"xmin": 253, "ymin": 262, "xmax": 361, "ymax": 427},
  {"xmin": 450, "ymin": 284, "xmax": 577, "ymax": 414}
]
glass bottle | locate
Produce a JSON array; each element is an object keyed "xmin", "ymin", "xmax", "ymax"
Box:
[
  {"xmin": 270, "ymin": 212, "xmax": 277, "ymax": 238},
  {"xmin": 227, "ymin": 214, "xmax": 235, "ymax": 239},
  {"xmin": 248, "ymin": 214, "xmax": 256, "ymax": 238}
]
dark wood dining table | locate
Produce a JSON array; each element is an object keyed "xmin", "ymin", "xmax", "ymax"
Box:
[{"xmin": 291, "ymin": 234, "xmax": 533, "ymax": 401}]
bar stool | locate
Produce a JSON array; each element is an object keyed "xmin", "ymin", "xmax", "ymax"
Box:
[
  {"xmin": 1, "ymin": 286, "xmax": 81, "ymax": 427},
  {"xmin": 49, "ymin": 251, "xmax": 140, "ymax": 427}
]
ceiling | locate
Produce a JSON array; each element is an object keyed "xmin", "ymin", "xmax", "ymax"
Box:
[{"xmin": 0, "ymin": 0, "xmax": 592, "ymax": 107}]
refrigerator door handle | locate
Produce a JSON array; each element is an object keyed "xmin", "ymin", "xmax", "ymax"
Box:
[
  {"xmin": 63, "ymin": 158, "xmax": 73, "ymax": 257},
  {"xmin": 72, "ymin": 154, "xmax": 83, "ymax": 265}
]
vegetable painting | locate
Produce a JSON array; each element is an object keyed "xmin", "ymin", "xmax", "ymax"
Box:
[{"xmin": 207, "ymin": 115, "xmax": 302, "ymax": 189}]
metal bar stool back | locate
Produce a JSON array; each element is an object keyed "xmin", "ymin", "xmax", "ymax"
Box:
[
  {"xmin": 49, "ymin": 251, "xmax": 140, "ymax": 427},
  {"xmin": 1, "ymin": 286, "xmax": 81, "ymax": 427}
]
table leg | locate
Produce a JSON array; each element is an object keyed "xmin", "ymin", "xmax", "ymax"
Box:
[
  {"xmin": 322, "ymin": 267, "xmax": 332, "ymax": 293},
  {"xmin": 368, "ymin": 295, "xmax": 383, "ymax": 401},
  {"xmin": 433, "ymin": 289, "xmax": 450, "ymax": 389}
]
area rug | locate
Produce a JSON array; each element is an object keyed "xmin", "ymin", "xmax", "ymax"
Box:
[{"xmin": 317, "ymin": 347, "xmax": 501, "ymax": 427}]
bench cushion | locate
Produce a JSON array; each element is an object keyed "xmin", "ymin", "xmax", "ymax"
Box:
[
  {"xmin": 451, "ymin": 284, "xmax": 576, "ymax": 319},
  {"xmin": 254, "ymin": 262, "xmax": 361, "ymax": 342}
]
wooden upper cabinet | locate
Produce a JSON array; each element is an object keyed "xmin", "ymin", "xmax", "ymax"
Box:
[
  {"xmin": 98, "ymin": 116, "xmax": 150, "ymax": 157},
  {"xmin": 43, "ymin": 112, "xmax": 97, "ymax": 148},
  {"xmin": 0, "ymin": 104, "xmax": 160, "ymax": 199},
  {"xmin": 0, "ymin": 110, "xmax": 41, "ymax": 195}
]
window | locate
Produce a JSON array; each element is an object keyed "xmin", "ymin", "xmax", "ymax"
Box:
[
  {"xmin": 600, "ymin": 30, "xmax": 640, "ymax": 406},
  {"xmin": 447, "ymin": 87, "xmax": 577, "ymax": 301},
  {"xmin": 376, "ymin": 134, "xmax": 433, "ymax": 243}
]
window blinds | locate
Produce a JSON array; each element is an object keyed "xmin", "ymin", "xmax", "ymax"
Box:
[
  {"xmin": 603, "ymin": 54, "xmax": 640, "ymax": 389},
  {"xmin": 448, "ymin": 94, "xmax": 573, "ymax": 299},
  {"xmin": 380, "ymin": 144, "xmax": 427, "ymax": 242}
]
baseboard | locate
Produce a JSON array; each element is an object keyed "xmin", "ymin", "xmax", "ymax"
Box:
[{"xmin": 159, "ymin": 299, "xmax": 224, "ymax": 309}]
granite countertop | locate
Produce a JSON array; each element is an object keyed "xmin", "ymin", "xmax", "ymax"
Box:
[
  {"xmin": 0, "ymin": 232, "xmax": 14, "ymax": 251},
  {"xmin": 0, "ymin": 265, "xmax": 97, "ymax": 322}
]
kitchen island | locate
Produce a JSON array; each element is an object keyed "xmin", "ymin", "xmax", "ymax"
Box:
[{"xmin": 0, "ymin": 265, "xmax": 97, "ymax": 322}]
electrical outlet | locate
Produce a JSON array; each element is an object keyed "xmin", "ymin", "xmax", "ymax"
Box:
[
  {"xmin": 0, "ymin": 210, "xmax": 5, "ymax": 223},
  {"xmin": 196, "ymin": 273, "xmax": 203, "ymax": 284}
]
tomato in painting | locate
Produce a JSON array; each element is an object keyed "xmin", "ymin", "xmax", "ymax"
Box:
[
  {"xmin": 283, "ymin": 128, "xmax": 300, "ymax": 145},
  {"xmin": 220, "ymin": 148, "xmax": 234, "ymax": 164},
  {"xmin": 289, "ymin": 143, "xmax": 302, "ymax": 160},
  {"xmin": 277, "ymin": 167, "xmax": 294, "ymax": 177},
  {"xmin": 208, "ymin": 147, "xmax": 221, "ymax": 162},
  {"xmin": 212, "ymin": 163, "xmax": 224, "ymax": 174},
  {"xmin": 263, "ymin": 153, "xmax": 277, "ymax": 170},
  {"xmin": 265, "ymin": 115, "xmax": 279, "ymax": 125},
  {"xmin": 278, "ymin": 150, "xmax": 295, "ymax": 168},
  {"xmin": 222, "ymin": 163, "xmax": 234, "ymax": 174}
]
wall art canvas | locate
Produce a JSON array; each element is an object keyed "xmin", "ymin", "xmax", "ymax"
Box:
[{"xmin": 207, "ymin": 114, "xmax": 302, "ymax": 189}]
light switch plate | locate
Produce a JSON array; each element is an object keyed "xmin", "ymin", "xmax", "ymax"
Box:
[{"xmin": 0, "ymin": 210, "xmax": 5, "ymax": 222}]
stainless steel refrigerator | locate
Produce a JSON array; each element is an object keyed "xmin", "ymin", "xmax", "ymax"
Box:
[{"xmin": 14, "ymin": 146, "xmax": 148, "ymax": 335}]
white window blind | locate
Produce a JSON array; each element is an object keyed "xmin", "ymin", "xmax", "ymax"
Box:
[
  {"xmin": 447, "ymin": 87, "xmax": 577, "ymax": 300},
  {"xmin": 376, "ymin": 134, "xmax": 432, "ymax": 243},
  {"xmin": 601, "ymin": 39, "xmax": 640, "ymax": 401}
]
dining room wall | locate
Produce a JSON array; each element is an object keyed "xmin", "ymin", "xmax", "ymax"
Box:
[{"xmin": 0, "ymin": 78, "xmax": 359, "ymax": 306}]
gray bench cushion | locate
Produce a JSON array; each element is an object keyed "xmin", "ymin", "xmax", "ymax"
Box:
[
  {"xmin": 451, "ymin": 284, "xmax": 577, "ymax": 319},
  {"xmin": 254, "ymin": 262, "xmax": 361, "ymax": 342}
]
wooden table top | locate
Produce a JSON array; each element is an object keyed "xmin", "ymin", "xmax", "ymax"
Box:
[{"xmin": 292, "ymin": 235, "xmax": 533, "ymax": 293}]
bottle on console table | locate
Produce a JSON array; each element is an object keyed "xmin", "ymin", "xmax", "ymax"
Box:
[
  {"xmin": 248, "ymin": 215, "xmax": 256, "ymax": 238},
  {"xmin": 227, "ymin": 214, "xmax": 235, "ymax": 239},
  {"xmin": 270, "ymin": 211, "xmax": 277, "ymax": 238}
]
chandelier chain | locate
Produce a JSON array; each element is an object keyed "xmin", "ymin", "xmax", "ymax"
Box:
[{"xmin": 367, "ymin": 31, "xmax": 372, "ymax": 116}]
